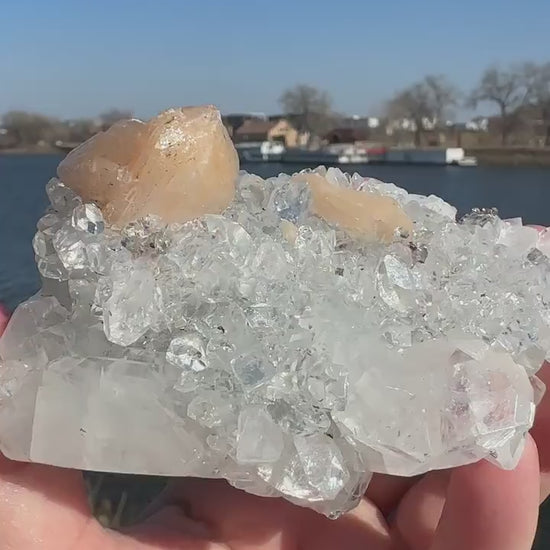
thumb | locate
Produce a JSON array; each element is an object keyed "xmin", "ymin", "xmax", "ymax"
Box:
[
  {"xmin": 0, "ymin": 304, "xmax": 8, "ymax": 334},
  {"xmin": 431, "ymin": 435, "xmax": 540, "ymax": 550}
]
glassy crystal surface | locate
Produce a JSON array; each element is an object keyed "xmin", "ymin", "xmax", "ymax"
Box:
[
  {"xmin": 1, "ymin": 167, "xmax": 549, "ymax": 518},
  {"xmin": 72, "ymin": 203, "xmax": 105, "ymax": 235}
]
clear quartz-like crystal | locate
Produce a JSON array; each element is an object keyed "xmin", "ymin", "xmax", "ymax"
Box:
[
  {"xmin": 187, "ymin": 390, "xmax": 235, "ymax": 429},
  {"xmin": 236, "ymin": 406, "xmax": 284, "ymax": 464},
  {"xmin": 72, "ymin": 204, "xmax": 105, "ymax": 235},
  {"xmin": 294, "ymin": 434, "xmax": 349, "ymax": 501},
  {"xmin": 231, "ymin": 353, "xmax": 276, "ymax": 390},
  {"xmin": 46, "ymin": 178, "xmax": 82, "ymax": 213},
  {"xmin": 1, "ymin": 156, "xmax": 549, "ymax": 518},
  {"xmin": 52, "ymin": 225, "xmax": 88, "ymax": 271},
  {"xmin": 166, "ymin": 332, "xmax": 207, "ymax": 372},
  {"xmin": 268, "ymin": 178, "xmax": 311, "ymax": 223}
]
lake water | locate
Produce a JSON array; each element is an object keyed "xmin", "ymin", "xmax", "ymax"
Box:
[
  {"xmin": 0, "ymin": 153, "xmax": 550, "ymax": 545},
  {"xmin": 2, "ymin": 154, "xmax": 550, "ymax": 310}
]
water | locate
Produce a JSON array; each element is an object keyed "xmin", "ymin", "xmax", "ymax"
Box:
[
  {"xmin": 0, "ymin": 153, "xmax": 549, "ymax": 544},
  {"xmin": 2, "ymin": 155, "xmax": 550, "ymax": 310},
  {"xmin": 0, "ymin": 154, "xmax": 61, "ymax": 310}
]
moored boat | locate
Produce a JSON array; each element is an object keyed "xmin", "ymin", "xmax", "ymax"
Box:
[
  {"xmin": 383, "ymin": 147, "xmax": 477, "ymax": 166},
  {"xmin": 235, "ymin": 141, "xmax": 285, "ymax": 162}
]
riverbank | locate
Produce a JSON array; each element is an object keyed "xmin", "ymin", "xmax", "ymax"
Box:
[
  {"xmin": 0, "ymin": 145, "xmax": 58, "ymax": 155},
  {"xmin": 3, "ymin": 146, "xmax": 550, "ymax": 167},
  {"xmin": 466, "ymin": 147, "xmax": 550, "ymax": 167}
]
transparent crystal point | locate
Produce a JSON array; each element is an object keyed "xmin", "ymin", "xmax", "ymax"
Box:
[
  {"xmin": 236, "ymin": 407, "xmax": 284, "ymax": 464},
  {"xmin": 166, "ymin": 332, "xmax": 207, "ymax": 372},
  {"xmin": 46, "ymin": 178, "xmax": 81, "ymax": 213},
  {"xmin": 72, "ymin": 203, "xmax": 105, "ymax": 235}
]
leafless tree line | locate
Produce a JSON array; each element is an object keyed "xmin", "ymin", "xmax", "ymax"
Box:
[
  {"xmin": 2, "ymin": 63, "xmax": 550, "ymax": 149},
  {"xmin": 0, "ymin": 109, "xmax": 132, "ymax": 148},
  {"xmin": 462, "ymin": 62, "xmax": 549, "ymax": 146},
  {"xmin": 281, "ymin": 63, "xmax": 550, "ymax": 147}
]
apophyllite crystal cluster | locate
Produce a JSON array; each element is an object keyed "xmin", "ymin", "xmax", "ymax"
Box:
[{"xmin": 1, "ymin": 106, "xmax": 549, "ymax": 517}]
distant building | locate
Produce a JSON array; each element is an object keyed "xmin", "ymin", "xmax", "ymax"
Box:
[
  {"xmin": 386, "ymin": 118, "xmax": 417, "ymax": 134},
  {"xmin": 0, "ymin": 128, "xmax": 16, "ymax": 149},
  {"xmin": 324, "ymin": 127, "xmax": 370, "ymax": 144},
  {"xmin": 386, "ymin": 117, "xmax": 444, "ymax": 135},
  {"xmin": 234, "ymin": 118, "xmax": 299, "ymax": 147},
  {"xmin": 222, "ymin": 113, "xmax": 266, "ymax": 138},
  {"xmin": 268, "ymin": 113, "xmax": 302, "ymax": 126},
  {"xmin": 342, "ymin": 115, "xmax": 381, "ymax": 129},
  {"xmin": 465, "ymin": 117, "xmax": 489, "ymax": 132}
]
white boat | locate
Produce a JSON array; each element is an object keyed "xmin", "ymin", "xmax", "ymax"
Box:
[
  {"xmin": 384, "ymin": 147, "xmax": 478, "ymax": 166},
  {"xmin": 282, "ymin": 144, "xmax": 369, "ymax": 165},
  {"xmin": 457, "ymin": 156, "xmax": 478, "ymax": 167},
  {"xmin": 328, "ymin": 144, "xmax": 370, "ymax": 164},
  {"xmin": 235, "ymin": 141, "xmax": 285, "ymax": 162}
]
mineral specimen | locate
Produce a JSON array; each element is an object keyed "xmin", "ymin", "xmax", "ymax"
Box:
[
  {"xmin": 57, "ymin": 105, "xmax": 238, "ymax": 226},
  {"xmin": 0, "ymin": 106, "xmax": 549, "ymax": 518}
]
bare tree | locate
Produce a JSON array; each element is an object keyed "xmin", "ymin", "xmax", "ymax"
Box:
[
  {"xmin": 524, "ymin": 62, "xmax": 550, "ymax": 146},
  {"xmin": 424, "ymin": 75, "xmax": 460, "ymax": 123},
  {"xmin": 1, "ymin": 111, "xmax": 55, "ymax": 145},
  {"xmin": 279, "ymin": 84, "xmax": 333, "ymax": 141},
  {"xmin": 66, "ymin": 119, "xmax": 99, "ymax": 142},
  {"xmin": 386, "ymin": 75, "xmax": 458, "ymax": 146},
  {"xmin": 468, "ymin": 65, "xmax": 527, "ymax": 145},
  {"xmin": 99, "ymin": 109, "xmax": 133, "ymax": 130}
]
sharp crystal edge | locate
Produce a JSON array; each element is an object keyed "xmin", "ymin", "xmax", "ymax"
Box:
[{"xmin": 0, "ymin": 105, "xmax": 549, "ymax": 517}]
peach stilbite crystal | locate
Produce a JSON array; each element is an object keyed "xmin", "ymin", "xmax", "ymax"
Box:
[
  {"xmin": 295, "ymin": 173, "xmax": 413, "ymax": 242},
  {"xmin": 57, "ymin": 106, "xmax": 239, "ymax": 226}
]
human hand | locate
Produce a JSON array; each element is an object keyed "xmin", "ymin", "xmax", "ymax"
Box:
[{"xmin": 0, "ymin": 305, "xmax": 546, "ymax": 550}]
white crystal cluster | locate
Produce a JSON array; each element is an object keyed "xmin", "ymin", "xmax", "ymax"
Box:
[{"xmin": 1, "ymin": 168, "xmax": 549, "ymax": 517}]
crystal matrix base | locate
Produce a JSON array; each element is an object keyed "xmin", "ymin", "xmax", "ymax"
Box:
[{"xmin": 1, "ymin": 167, "xmax": 549, "ymax": 517}]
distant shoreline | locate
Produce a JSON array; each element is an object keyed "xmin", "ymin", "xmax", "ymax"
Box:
[
  {"xmin": 466, "ymin": 147, "xmax": 550, "ymax": 167},
  {"xmin": 2, "ymin": 146, "xmax": 550, "ymax": 167},
  {"xmin": 0, "ymin": 146, "xmax": 60, "ymax": 155}
]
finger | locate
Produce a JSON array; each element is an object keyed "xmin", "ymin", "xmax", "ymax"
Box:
[
  {"xmin": 391, "ymin": 470, "xmax": 450, "ymax": 550},
  {"xmin": 0, "ymin": 452, "xmax": 105, "ymax": 549},
  {"xmin": 0, "ymin": 451, "xmax": 220, "ymax": 549},
  {"xmin": 0, "ymin": 304, "xmax": 9, "ymax": 334},
  {"xmin": 430, "ymin": 435, "xmax": 540, "ymax": 550},
  {"xmin": 163, "ymin": 477, "xmax": 297, "ymax": 548},
  {"xmin": 165, "ymin": 477, "xmax": 393, "ymax": 549},
  {"xmin": 364, "ymin": 473, "xmax": 419, "ymax": 517},
  {"xmin": 530, "ymin": 361, "xmax": 550, "ymax": 502},
  {"xmin": 527, "ymin": 221, "xmax": 550, "ymax": 498},
  {"xmin": 119, "ymin": 505, "xmax": 223, "ymax": 549}
]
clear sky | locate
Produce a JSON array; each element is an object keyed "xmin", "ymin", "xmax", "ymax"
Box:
[{"xmin": 2, "ymin": 0, "xmax": 549, "ymax": 121}]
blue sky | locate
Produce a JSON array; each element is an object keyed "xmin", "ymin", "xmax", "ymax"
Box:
[{"xmin": 2, "ymin": 0, "xmax": 549, "ymax": 120}]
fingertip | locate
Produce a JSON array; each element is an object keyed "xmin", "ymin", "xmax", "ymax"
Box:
[
  {"xmin": 0, "ymin": 303, "xmax": 8, "ymax": 334},
  {"xmin": 531, "ymin": 362, "xmax": 550, "ymax": 501},
  {"xmin": 364, "ymin": 473, "xmax": 418, "ymax": 516},
  {"xmin": 392, "ymin": 469, "xmax": 450, "ymax": 550},
  {"xmin": 431, "ymin": 436, "xmax": 540, "ymax": 550},
  {"xmin": 0, "ymin": 450, "xmax": 28, "ymax": 476}
]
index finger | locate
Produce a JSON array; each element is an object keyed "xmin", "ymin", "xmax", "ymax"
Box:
[
  {"xmin": 0, "ymin": 305, "xmax": 8, "ymax": 335},
  {"xmin": 530, "ymin": 362, "xmax": 550, "ymax": 503}
]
